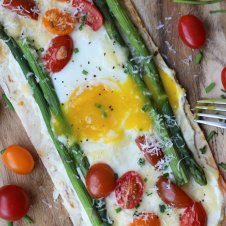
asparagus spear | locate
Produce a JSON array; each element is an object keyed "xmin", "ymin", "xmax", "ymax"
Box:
[
  {"xmin": 0, "ymin": 25, "xmax": 104, "ymax": 226},
  {"xmin": 105, "ymin": 0, "xmax": 207, "ymax": 186},
  {"xmin": 16, "ymin": 38, "xmax": 111, "ymax": 224}
]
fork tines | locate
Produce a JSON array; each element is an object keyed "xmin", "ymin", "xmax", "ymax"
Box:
[{"xmin": 194, "ymin": 99, "xmax": 226, "ymax": 129}]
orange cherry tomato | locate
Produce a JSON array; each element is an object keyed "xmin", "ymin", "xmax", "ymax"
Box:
[
  {"xmin": 156, "ymin": 176, "xmax": 193, "ymax": 208},
  {"xmin": 2, "ymin": 145, "xmax": 35, "ymax": 175},
  {"xmin": 42, "ymin": 9, "xmax": 76, "ymax": 35},
  {"xmin": 130, "ymin": 213, "xmax": 161, "ymax": 226},
  {"xmin": 221, "ymin": 67, "xmax": 226, "ymax": 90},
  {"xmin": 135, "ymin": 136, "xmax": 164, "ymax": 167},
  {"xmin": 85, "ymin": 163, "xmax": 116, "ymax": 199},
  {"xmin": 180, "ymin": 202, "xmax": 207, "ymax": 226}
]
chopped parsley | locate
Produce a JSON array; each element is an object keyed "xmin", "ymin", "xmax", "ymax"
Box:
[
  {"xmin": 138, "ymin": 158, "xmax": 145, "ymax": 166},
  {"xmin": 38, "ymin": 47, "xmax": 44, "ymax": 53},
  {"xmin": 142, "ymin": 104, "xmax": 150, "ymax": 112},
  {"xmin": 135, "ymin": 204, "xmax": 140, "ymax": 209},
  {"xmin": 146, "ymin": 192, "xmax": 153, "ymax": 196},
  {"xmin": 218, "ymin": 162, "xmax": 226, "ymax": 170},
  {"xmin": 199, "ymin": 146, "xmax": 207, "ymax": 154},
  {"xmin": 95, "ymin": 103, "xmax": 102, "ymax": 109},
  {"xmin": 159, "ymin": 204, "xmax": 166, "ymax": 213},
  {"xmin": 220, "ymin": 94, "xmax": 226, "ymax": 99},
  {"xmin": 115, "ymin": 207, "xmax": 122, "ymax": 213},
  {"xmin": 195, "ymin": 52, "xmax": 203, "ymax": 64},
  {"xmin": 163, "ymin": 172, "xmax": 169, "ymax": 178},
  {"xmin": 205, "ymin": 82, "xmax": 216, "ymax": 93},
  {"xmin": 102, "ymin": 111, "xmax": 108, "ymax": 118},
  {"xmin": 79, "ymin": 13, "xmax": 87, "ymax": 31},
  {"xmin": 82, "ymin": 70, "xmax": 88, "ymax": 75},
  {"xmin": 73, "ymin": 48, "xmax": 79, "ymax": 54},
  {"xmin": 144, "ymin": 177, "xmax": 148, "ymax": 183}
]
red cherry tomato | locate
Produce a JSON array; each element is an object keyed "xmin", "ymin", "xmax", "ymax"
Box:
[
  {"xmin": 115, "ymin": 171, "xmax": 144, "ymax": 209},
  {"xmin": 135, "ymin": 136, "xmax": 164, "ymax": 167},
  {"xmin": 2, "ymin": 0, "xmax": 39, "ymax": 20},
  {"xmin": 0, "ymin": 185, "xmax": 30, "ymax": 221},
  {"xmin": 130, "ymin": 213, "xmax": 161, "ymax": 226},
  {"xmin": 156, "ymin": 176, "xmax": 193, "ymax": 208},
  {"xmin": 85, "ymin": 163, "xmax": 116, "ymax": 199},
  {"xmin": 72, "ymin": 0, "xmax": 104, "ymax": 31},
  {"xmin": 180, "ymin": 202, "xmax": 207, "ymax": 226},
  {"xmin": 178, "ymin": 15, "xmax": 206, "ymax": 49},
  {"xmin": 221, "ymin": 67, "xmax": 226, "ymax": 90},
  {"xmin": 43, "ymin": 35, "xmax": 73, "ymax": 73}
]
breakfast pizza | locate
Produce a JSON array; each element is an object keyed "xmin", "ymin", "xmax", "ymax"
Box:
[{"xmin": 0, "ymin": 0, "xmax": 225, "ymax": 225}]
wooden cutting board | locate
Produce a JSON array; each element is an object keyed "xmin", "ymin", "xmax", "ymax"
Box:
[{"xmin": 0, "ymin": 0, "xmax": 226, "ymax": 225}]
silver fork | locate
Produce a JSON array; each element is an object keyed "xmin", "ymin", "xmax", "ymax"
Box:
[{"xmin": 194, "ymin": 99, "xmax": 226, "ymax": 129}]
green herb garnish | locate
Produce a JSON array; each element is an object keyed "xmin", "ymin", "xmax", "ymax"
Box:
[
  {"xmin": 159, "ymin": 204, "xmax": 166, "ymax": 213},
  {"xmin": 195, "ymin": 52, "xmax": 203, "ymax": 64},
  {"xmin": 199, "ymin": 146, "xmax": 207, "ymax": 154},
  {"xmin": 146, "ymin": 192, "xmax": 153, "ymax": 196},
  {"xmin": 144, "ymin": 177, "xmax": 148, "ymax": 183},
  {"xmin": 174, "ymin": 0, "xmax": 223, "ymax": 4},
  {"xmin": 138, "ymin": 158, "xmax": 145, "ymax": 166},
  {"xmin": 205, "ymin": 82, "xmax": 215, "ymax": 93},
  {"xmin": 102, "ymin": 111, "xmax": 107, "ymax": 118},
  {"xmin": 220, "ymin": 95, "xmax": 226, "ymax": 99},
  {"xmin": 79, "ymin": 13, "xmax": 87, "ymax": 31},
  {"xmin": 73, "ymin": 48, "xmax": 79, "ymax": 54},
  {"xmin": 218, "ymin": 162, "xmax": 226, "ymax": 170},
  {"xmin": 82, "ymin": 70, "xmax": 88, "ymax": 75},
  {"xmin": 207, "ymin": 131, "xmax": 217, "ymax": 142},
  {"xmin": 115, "ymin": 207, "xmax": 122, "ymax": 213},
  {"xmin": 210, "ymin": 9, "xmax": 226, "ymax": 14}
]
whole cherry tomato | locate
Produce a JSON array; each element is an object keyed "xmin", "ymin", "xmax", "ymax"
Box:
[
  {"xmin": 221, "ymin": 67, "xmax": 226, "ymax": 90},
  {"xmin": 178, "ymin": 15, "xmax": 206, "ymax": 49},
  {"xmin": 2, "ymin": 145, "xmax": 35, "ymax": 175},
  {"xmin": 130, "ymin": 213, "xmax": 161, "ymax": 226},
  {"xmin": 135, "ymin": 136, "xmax": 164, "ymax": 167},
  {"xmin": 156, "ymin": 176, "xmax": 193, "ymax": 208},
  {"xmin": 180, "ymin": 202, "xmax": 207, "ymax": 226},
  {"xmin": 115, "ymin": 171, "xmax": 144, "ymax": 209},
  {"xmin": 72, "ymin": 0, "xmax": 104, "ymax": 31},
  {"xmin": 85, "ymin": 163, "xmax": 116, "ymax": 199},
  {"xmin": 2, "ymin": 0, "xmax": 39, "ymax": 20},
  {"xmin": 0, "ymin": 185, "xmax": 30, "ymax": 221},
  {"xmin": 43, "ymin": 35, "xmax": 73, "ymax": 73}
]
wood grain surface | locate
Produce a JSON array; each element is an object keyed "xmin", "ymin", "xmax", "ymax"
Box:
[{"xmin": 0, "ymin": 0, "xmax": 226, "ymax": 225}]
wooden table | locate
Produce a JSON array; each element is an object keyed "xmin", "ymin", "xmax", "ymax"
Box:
[{"xmin": 0, "ymin": 0, "xmax": 226, "ymax": 225}]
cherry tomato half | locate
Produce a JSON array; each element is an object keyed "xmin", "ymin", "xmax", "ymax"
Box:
[
  {"xmin": 2, "ymin": 145, "xmax": 35, "ymax": 175},
  {"xmin": 221, "ymin": 67, "xmax": 226, "ymax": 90},
  {"xmin": 130, "ymin": 213, "xmax": 161, "ymax": 226},
  {"xmin": 135, "ymin": 136, "xmax": 164, "ymax": 167},
  {"xmin": 42, "ymin": 9, "xmax": 76, "ymax": 35},
  {"xmin": 180, "ymin": 202, "xmax": 207, "ymax": 226},
  {"xmin": 0, "ymin": 185, "xmax": 30, "ymax": 221},
  {"xmin": 43, "ymin": 35, "xmax": 73, "ymax": 73},
  {"xmin": 115, "ymin": 171, "xmax": 144, "ymax": 209},
  {"xmin": 2, "ymin": 0, "xmax": 39, "ymax": 20},
  {"xmin": 85, "ymin": 163, "xmax": 116, "ymax": 199},
  {"xmin": 72, "ymin": 0, "xmax": 104, "ymax": 31},
  {"xmin": 178, "ymin": 15, "xmax": 206, "ymax": 49},
  {"xmin": 156, "ymin": 176, "xmax": 193, "ymax": 208}
]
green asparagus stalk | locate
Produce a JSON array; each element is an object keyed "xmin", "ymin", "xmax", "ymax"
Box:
[
  {"xmin": 0, "ymin": 25, "xmax": 103, "ymax": 226},
  {"xmin": 16, "ymin": 38, "xmax": 112, "ymax": 225},
  {"xmin": 94, "ymin": 0, "xmax": 189, "ymax": 185},
  {"xmin": 105, "ymin": 0, "xmax": 207, "ymax": 186}
]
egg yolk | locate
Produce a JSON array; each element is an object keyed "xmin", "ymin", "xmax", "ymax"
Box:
[
  {"xmin": 158, "ymin": 67, "xmax": 182, "ymax": 112},
  {"xmin": 62, "ymin": 77, "xmax": 152, "ymax": 143}
]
